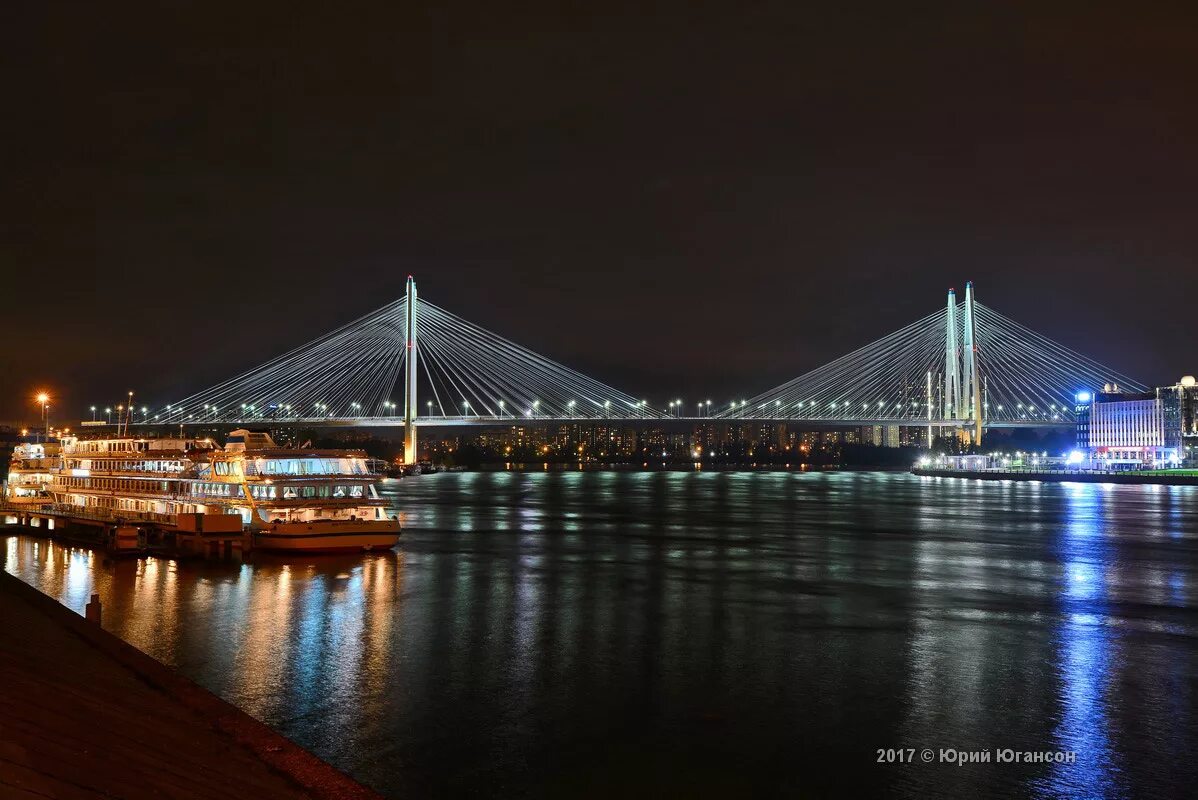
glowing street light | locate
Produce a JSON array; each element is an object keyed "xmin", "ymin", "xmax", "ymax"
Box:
[{"xmin": 35, "ymin": 392, "xmax": 50, "ymax": 440}]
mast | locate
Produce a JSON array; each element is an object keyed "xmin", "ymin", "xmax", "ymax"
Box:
[{"xmin": 403, "ymin": 276, "xmax": 419, "ymax": 465}]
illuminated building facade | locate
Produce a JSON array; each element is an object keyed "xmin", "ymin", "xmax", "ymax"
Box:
[{"xmin": 1075, "ymin": 381, "xmax": 1185, "ymax": 468}]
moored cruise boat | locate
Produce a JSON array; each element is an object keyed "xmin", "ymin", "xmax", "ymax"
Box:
[
  {"xmin": 43, "ymin": 429, "xmax": 400, "ymax": 553},
  {"xmin": 3, "ymin": 441, "xmax": 60, "ymax": 509},
  {"xmin": 213, "ymin": 430, "xmax": 401, "ymax": 552}
]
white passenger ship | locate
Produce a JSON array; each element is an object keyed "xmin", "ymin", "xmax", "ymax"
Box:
[
  {"xmin": 21, "ymin": 429, "xmax": 400, "ymax": 553},
  {"xmin": 3, "ymin": 441, "xmax": 60, "ymax": 509}
]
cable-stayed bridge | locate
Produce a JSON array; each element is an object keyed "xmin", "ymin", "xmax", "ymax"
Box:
[
  {"xmin": 718, "ymin": 282, "xmax": 1145, "ymax": 438},
  {"xmin": 151, "ymin": 278, "xmax": 1142, "ymax": 459}
]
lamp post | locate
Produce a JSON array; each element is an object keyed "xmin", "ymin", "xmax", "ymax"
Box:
[
  {"xmin": 105, "ymin": 407, "xmax": 111, "ymax": 424},
  {"xmin": 90, "ymin": 405, "xmax": 97, "ymax": 421},
  {"xmin": 36, "ymin": 393, "xmax": 49, "ymax": 440}
]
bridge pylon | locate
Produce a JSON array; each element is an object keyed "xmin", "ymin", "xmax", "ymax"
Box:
[
  {"xmin": 943, "ymin": 288, "xmax": 961, "ymax": 420},
  {"xmin": 963, "ymin": 281, "xmax": 982, "ymax": 444},
  {"xmin": 403, "ymin": 276, "xmax": 418, "ymax": 464}
]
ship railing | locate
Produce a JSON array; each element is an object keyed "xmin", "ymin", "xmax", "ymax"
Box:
[
  {"xmin": 47, "ymin": 504, "xmax": 177, "ymax": 526},
  {"xmin": 59, "ymin": 470, "xmax": 186, "ymax": 478}
]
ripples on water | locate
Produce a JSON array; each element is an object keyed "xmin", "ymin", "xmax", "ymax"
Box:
[{"xmin": 5, "ymin": 471, "xmax": 1198, "ymax": 798}]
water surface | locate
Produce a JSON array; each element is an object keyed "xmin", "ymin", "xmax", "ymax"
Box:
[{"xmin": 5, "ymin": 471, "xmax": 1198, "ymax": 797}]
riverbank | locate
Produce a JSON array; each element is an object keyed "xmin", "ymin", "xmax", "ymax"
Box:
[
  {"xmin": 912, "ymin": 467, "xmax": 1198, "ymax": 485},
  {"xmin": 0, "ymin": 569, "xmax": 380, "ymax": 799}
]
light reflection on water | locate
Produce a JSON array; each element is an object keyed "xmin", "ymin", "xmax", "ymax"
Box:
[{"xmin": 4, "ymin": 471, "xmax": 1198, "ymax": 798}]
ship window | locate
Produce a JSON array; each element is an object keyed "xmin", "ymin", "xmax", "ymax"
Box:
[
  {"xmin": 283, "ymin": 486, "xmax": 298, "ymax": 499},
  {"xmin": 333, "ymin": 485, "xmax": 346, "ymax": 498},
  {"xmin": 350, "ymin": 485, "xmax": 363, "ymax": 498},
  {"xmin": 301, "ymin": 486, "xmax": 316, "ymax": 498}
]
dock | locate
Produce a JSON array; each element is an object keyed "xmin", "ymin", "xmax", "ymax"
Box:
[
  {"xmin": 912, "ymin": 467, "xmax": 1198, "ymax": 485},
  {"xmin": 0, "ymin": 569, "xmax": 381, "ymax": 799},
  {"xmin": 2, "ymin": 506, "xmax": 250, "ymax": 560}
]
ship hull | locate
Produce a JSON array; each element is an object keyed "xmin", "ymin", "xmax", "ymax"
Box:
[{"xmin": 252, "ymin": 521, "xmax": 401, "ymax": 553}]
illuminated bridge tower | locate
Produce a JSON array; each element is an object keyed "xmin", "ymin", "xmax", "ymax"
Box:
[
  {"xmin": 962, "ymin": 281, "xmax": 982, "ymax": 444},
  {"xmin": 943, "ymin": 288, "xmax": 962, "ymax": 420},
  {"xmin": 403, "ymin": 276, "xmax": 419, "ymax": 464}
]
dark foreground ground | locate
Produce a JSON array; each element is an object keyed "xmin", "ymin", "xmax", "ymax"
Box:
[{"xmin": 0, "ymin": 568, "xmax": 379, "ymax": 800}]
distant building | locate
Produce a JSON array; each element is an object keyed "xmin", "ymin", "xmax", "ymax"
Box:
[
  {"xmin": 1166, "ymin": 375, "xmax": 1198, "ymax": 465},
  {"xmin": 1075, "ymin": 380, "xmax": 1188, "ymax": 468}
]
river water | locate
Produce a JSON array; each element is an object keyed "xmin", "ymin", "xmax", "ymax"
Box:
[{"xmin": 4, "ymin": 470, "xmax": 1197, "ymax": 798}]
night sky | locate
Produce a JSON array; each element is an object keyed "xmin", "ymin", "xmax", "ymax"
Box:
[{"xmin": 5, "ymin": 3, "xmax": 1197, "ymax": 424}]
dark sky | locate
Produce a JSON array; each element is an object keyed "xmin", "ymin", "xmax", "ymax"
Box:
[{"xmin": 4, "ymin": 2, "xmax": 1197, "ymax": 424}]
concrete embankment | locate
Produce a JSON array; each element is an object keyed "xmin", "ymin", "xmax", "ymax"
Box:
[
  {"xmin": 0, "ymin": 569, "xmax": 381, "ymax": 800},
  {"xmin": 912, "ymin": 468, "xmax": 1198, "ymax": 486}
]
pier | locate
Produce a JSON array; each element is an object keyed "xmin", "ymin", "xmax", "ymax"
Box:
[
  {"xmin": 2, "ymin": 506, "xmax": 250, "ymax": 560},
  {"xmin": 912, "ymin": 466, "xmax": 1198, "ymax": 486},
  {"xmin": 0, "ymin": 568, "xmax": 379, "ymax": 799}
]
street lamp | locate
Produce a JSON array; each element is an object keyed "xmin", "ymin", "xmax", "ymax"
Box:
[
  {"xmin": 105, "ymin": 406, "xmax": 112, "ymax": 424},
  {"xmin": 427, "ymin": 400, "xmax": 433, "ymax": 416},
  {"xmin": 499, "ymin": 400, "xmax": 506, "ymax": 417},
  {"xmin": 567, "ymin": 400, "xmax": 576, "ymax": 417},
  {"xmin": 90, "ymin": 405, "xmax": 97, "ymax": 421},
  {"xmin": 35, "ymin": 393, "xmax": 50, "ymax": 440}
]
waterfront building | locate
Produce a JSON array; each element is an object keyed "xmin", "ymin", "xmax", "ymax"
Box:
[
  {"xmin": 1075, "ymin": 381, "xmax": 1184, "ymax": 468},
  {"xmin": 1166, "ymin": 375, "xmax": 1198, "ymax": 465}
]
